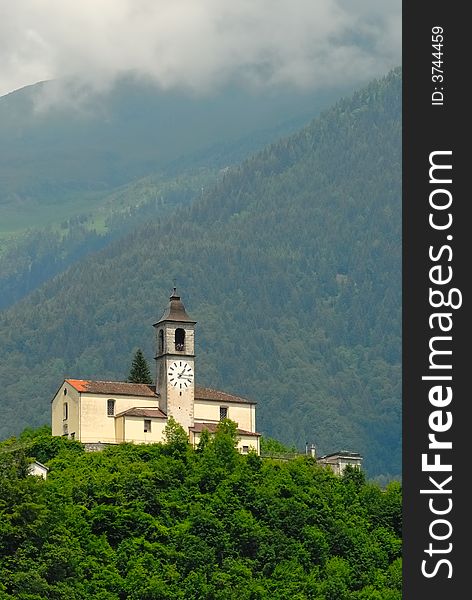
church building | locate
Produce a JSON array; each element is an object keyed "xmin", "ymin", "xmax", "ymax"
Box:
[{"xmin": 51, "ymin": 289, "xmax": 260, "ymax": 454}]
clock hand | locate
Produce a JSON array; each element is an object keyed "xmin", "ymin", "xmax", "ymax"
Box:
[{"xmin": 178, "ymin": 368, "xmax": 192, "ymax": 378}]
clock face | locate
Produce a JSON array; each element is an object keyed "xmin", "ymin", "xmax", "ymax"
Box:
[{"xmin": 168, "ymin": 360, "xmax": 194, "ymax": 388}]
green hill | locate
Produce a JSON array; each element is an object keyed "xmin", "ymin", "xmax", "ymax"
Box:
[
  {"xmin": 0, "ymin": 427, "xmax": 402, "ymax": 599},
  {"xmin": 0, "ymin": 70, "xmax": 401, "ymax": 478}
]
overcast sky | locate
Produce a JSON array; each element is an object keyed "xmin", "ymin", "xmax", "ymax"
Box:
[{"xmin": 0, "ymin": 0, "xmax": 400, "ymax": 99}]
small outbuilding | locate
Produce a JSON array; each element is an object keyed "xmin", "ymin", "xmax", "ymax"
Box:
[
  {"xmin": 28, "ymin": 460, "xmax": 49, "ymax": 479},
  {"xmin": 317, "ymin": 451, "xmax": 363, "ymax": 475}
]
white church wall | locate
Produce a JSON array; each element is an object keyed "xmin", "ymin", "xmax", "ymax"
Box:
[
  {"xmin": 194, "ymin": 399, "xmax": 256, "ymax": 432},
  {"xmin": 51, "ymin": 382, "xmax": 80, "ymax": 438},
  {"xmin": 237, "ymin": 434, "xmax": 260, "ymax": 454},
  {"xmin": 80, "ymin": 395, "xmax": 158, "ymax": 444},
  {"xmin": 117, "ymin": 415, "xmax": 166, "ymax": 444}
]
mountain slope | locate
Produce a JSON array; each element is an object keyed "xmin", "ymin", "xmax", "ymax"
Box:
[
  {"xmin": 0, "ymin": 167, "xmax": 219, "ymax": 310},
  {"xmin": 0, "ymin": 77, "xmax": 344, "ymax": 233},
  {"xmin": 0, "ymin": 69, "xmax": 401, "ymax": 477}
]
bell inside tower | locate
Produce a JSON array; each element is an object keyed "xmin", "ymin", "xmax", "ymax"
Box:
[{"xmin": 175, "ymin": 328, "xmax": 185, "ymax": 351}]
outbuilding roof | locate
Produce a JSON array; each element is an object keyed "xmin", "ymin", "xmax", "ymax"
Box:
[
  {"xmin": 115, "ymin": 407, "xmax": 167, "ymax": 419},
  {"xmin": 318, "ymin": 451, "xmax": 363, "ymax": 460},
  {"xmin": 194, "ymin": 385, "xmax": 256, "ymax": 405},
  {"xmin": 30, "ymin": 460, "xmax": 49, "ymax": 471}
]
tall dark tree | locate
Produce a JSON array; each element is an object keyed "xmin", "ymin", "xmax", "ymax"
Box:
[{"xmin": 127, "ymin": 348, "xmax": 153, "ymax": 384}]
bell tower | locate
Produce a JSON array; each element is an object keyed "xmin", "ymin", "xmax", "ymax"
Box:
[{"xmin": 153, "ymin": 288, "xmax": 196, "ymax": 431}]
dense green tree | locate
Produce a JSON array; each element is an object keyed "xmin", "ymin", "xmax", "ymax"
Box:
[
  {"xmin": 0, "ymin": 427, "xmax": 402, "ymax": 599},
  {"xmin": 260, "ymin": 436, "xmax": 297, "ymax": 455},
  {"xmin": 163, "ymin": 417, "xmax": 189, "ymax": 456},
  {"xmin": 127, "ymin": 349, "xmax": 153, "ymax": 384}
]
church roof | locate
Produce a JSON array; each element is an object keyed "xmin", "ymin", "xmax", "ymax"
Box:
[
  {"xmin": 116, "ymin": 407, "xmax": 167, "ymax": 419},
  {"xmin": 195, "ymin": 385, "xmax": 256, "ymax": 405},
  {"xmin": 154, "ymin": 288, "xmax": 196, "ymax": 325},
  {"xmin": 190, "ymin": 422, "xmax": 261, "ymax": 437},
  {"xmin": 65, "ymin": 379, "xmax": 158, "ymax": 397},
  {"xmin": 63, "ymin": 380, "xmax": 254, "ymax": 404}
]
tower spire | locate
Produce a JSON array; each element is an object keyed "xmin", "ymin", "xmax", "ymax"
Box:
[{"xmin": 154, "ymin": 287, "xmax": 196, "ymax": 325}]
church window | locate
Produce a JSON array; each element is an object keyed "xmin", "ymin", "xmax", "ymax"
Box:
[
  {"xmin": 175, "ymin": 328, "xmax": 185, "ymax": 351},
  {"xmin": 144, "ymin": 419, "xmax": 151, "ymax": 433},
  {"xmin": 63, "ymin": 402, "xmax": 68, "ymax": 420},
  {"xmin": 107, "ymin": 399, "xmax": 115, "ymax": 416},
  {"xmin": 219, "ymin": 406, "xmax": 228, "ymax": 420},
  {"xmin": 63, "ymin": 388, "xmax": 67, "ymax": 395},
  {"xmin": 158, "ymin": 329, "xmax": 164, "ymax": 354}
]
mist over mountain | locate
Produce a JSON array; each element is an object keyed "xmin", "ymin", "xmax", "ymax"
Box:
[
  {"xmin": 0, "ymin": 77, "xmax": 351, "ymax": 309},
  {"xmin": 0, "ymin": 77, "xmax": 346, "ymax": 232},
  {"xmin": 0, "ymin": 69, "xmax": 401, "ymax": 478}
]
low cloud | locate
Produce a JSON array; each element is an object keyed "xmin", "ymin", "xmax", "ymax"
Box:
[{"xmin": 1, "ymin": 0, "xmax": 400, "ymax": 103}]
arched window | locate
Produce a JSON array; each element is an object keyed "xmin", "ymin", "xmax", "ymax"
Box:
[
  {"xmin": 158, "ymin": 329, "xmax": 164, "ymax": 354},
  {"xmin": 63, "ymin": 402, "xmax": 68, "ymax": 420},
  {"xmin": 175, "ymin": 328, "xmax": 185, "ymax": 351}
]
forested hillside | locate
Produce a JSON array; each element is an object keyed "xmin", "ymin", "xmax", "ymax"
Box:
[
  {"xmin": 0, "ymin": 167, "xmax": 219, "ymax": 310},
  {"xmin": 0, "ymin": 69, "xmax": 401, "ymax": 478},
  {"xmin": 0, "ymin": 426, "xmax": 402, "ymax": 599},
  {"xmin": 0, "ymin": 78, "xmax": 340, "ymax": 308}
]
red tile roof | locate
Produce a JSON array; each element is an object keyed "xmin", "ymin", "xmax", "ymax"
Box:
[
  {"xmin": 190, "ymin": 422, "xmax": 260, "ymax": 437},
  {"xmin": 194, "ymin": 385, "xmax": 256, "ymax": 405},
  {"xmin": 63, "ymin": 381, "xmax": 254, "ymax": 404},
  {"xmin": 65, "ymin": 379, "xmax": 158, "ymax": 397},
  {"xmin": 115, "ymin": 407, "xmax": 167, "ymax": 419}
]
